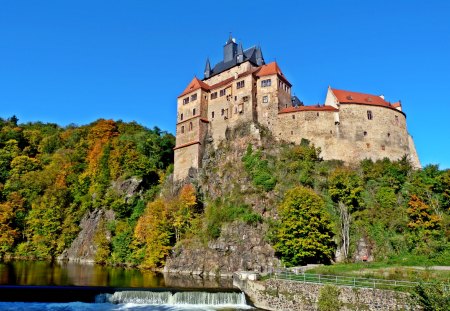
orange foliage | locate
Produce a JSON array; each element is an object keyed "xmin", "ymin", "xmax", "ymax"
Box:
[
  {"xmin": 85, "ymin": 119, "xmax": 118, "ymax": 177},
  {"xmin": 407, "ymin": 194, "xmax": 441, "ymax": 231}
]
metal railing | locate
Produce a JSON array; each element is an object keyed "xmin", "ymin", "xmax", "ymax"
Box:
[{"xmin": 268, "ymin": 270, "xmax": 423, "ymax": 291}]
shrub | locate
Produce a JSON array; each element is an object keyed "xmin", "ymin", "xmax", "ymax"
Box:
[{"xmin": 317, "ymin": 285, "xmax": 342, "ymax": 311}]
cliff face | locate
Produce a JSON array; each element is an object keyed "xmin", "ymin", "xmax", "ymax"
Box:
[
  {"xmin": 58, "ymin": 208, "xmax": 115, "ymax": 263},
  {"xmin": 165, "ymin": 222, "xmax": 279, "ymax": 276},
  {"xmin": 165, "ymin": 122, "xmax": 282, "ymax": 275}
]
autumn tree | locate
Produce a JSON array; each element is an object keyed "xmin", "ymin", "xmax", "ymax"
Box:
[
  {"xmin": 133, "ymin": 184, "xmax": 197, "ymax": 268},
  {"xmin": 274, "ymin": 186, "xmax": 335, "ymax": 266}
]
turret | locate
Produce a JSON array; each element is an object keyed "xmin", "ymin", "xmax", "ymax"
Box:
[
  {"xmin": 224, "ymin": 33, "xmax": 237, "ymax": 63},
  {"xmin": 236, "ymin": 42, "xmax": 244, "ymax": 64},
  {"xmin": 256, "ymin": 46, "xmax": 265, "ymax": 66},
  {"xmin": 204, "ymin": 58, "xmax": 211, "ymax": 79}
]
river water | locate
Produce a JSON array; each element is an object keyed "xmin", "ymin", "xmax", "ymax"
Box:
[{"xmin": 0, "ymin": 261, "xmax": 264, "ymax": 311}]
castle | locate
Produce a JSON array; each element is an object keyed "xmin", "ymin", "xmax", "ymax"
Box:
[{"xmin": 173, "ymin": 35, "xmax": 420, "ymax": 181}]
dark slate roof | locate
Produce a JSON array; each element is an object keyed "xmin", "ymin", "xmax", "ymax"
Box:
[{"xmin": 208, "ymin": 46, "xmax": 260, "ymax": 79}]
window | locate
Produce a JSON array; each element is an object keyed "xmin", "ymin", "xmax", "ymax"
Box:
[
  {"xmin": 191, "ymin": 93, "xmax": 197, "ymax": 101},
  {"xmin": 238, "ymin": 103, "xmax": 243, "ymax": 113},
  {"xmin": 263, "ymin": 95, "xmax": 268, "ymax": 103},
  {"xmin": 381, "ymin": 145, "xmax": 385, "ymax": 151},
  {"xmin": 183, "ymin": 97, "xmax": 189, "ymax": 105},
  {"xmin": 292, "ymin": 115, "xmax": 295, "ymax": 119},
  {"xmin": 181, "ymin": 126, "xmax": 184, "ymax": 133},
  {"xmin": 193, "ymin": 108, "xmax": 196, "ymax": 115},
  {"xmin": 387, "ymin": 133, "xmax": 391, "ymax": 137},
  {"xmin": 235, "ymin": 106, "xmax": 238, "ymax": 114},
  {"xmin": 211, "ymin": 111, "xmax": 215, "ymax": 119},
  {"xmin": 261, "ymin": 79, "xmax": 271, "ymax": 87},
  {"xmin": 221, "ymin": 109, "xmax": 224, "ymax": 116},
  {"xmin": 291, "ymin": 131, "xmax": 293, "ymax": 135},
  {"xmin": 220, "ymin": 89, "xmax": 226, "ymax": 97},
  {"xmin": 395, "ymin": 115, "xmax": 399, "ymax": 125},
  {"xmin": 189, "ymin": 122, "xmax": 193, "ymax": 131},
  {"xmin": 237, "ymin": 80, "xmax": 245, "ymax": 89},
  {"xmin": 211, "ymin": 92, "xmax": 218, "ymax": 100},
  {"xmin": 367, "ymin": 110, "xmax": 373, "ymax": 120},
  {"xmin": 180, "ymin": 113, "xmax": 183, "ymax": 121},
  {"xmin": 363, "ymin": 131, "xmax": 367, "ymax": 136}
]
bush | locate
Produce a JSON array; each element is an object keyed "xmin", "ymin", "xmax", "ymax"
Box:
[
  {"xmin": 411, "ymin": 282, "xmax": 450, "ymax": 311},
  {"xmin": 317, "ymin": 285, "xmax": 342, "ymax": 311}
]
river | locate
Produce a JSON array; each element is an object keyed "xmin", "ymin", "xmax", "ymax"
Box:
[{"xmin": 0, "ymin": 260, "xmax": 264, "ymax": 311}]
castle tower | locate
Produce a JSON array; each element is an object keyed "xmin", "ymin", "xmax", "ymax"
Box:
[
  {"xmin": 173, "ymin": 77, "xmax": 210, "ymax": 181},
  {"xmin": 223, "ymin": 34, "xmax": 237, "ymax": 63}
]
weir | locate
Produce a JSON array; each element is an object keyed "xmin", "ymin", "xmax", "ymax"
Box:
[
  {"xmin": 0, "ymin": 285, "xmax": 244, "ymax": 304},
  {"xmin": 97, "ymin": 290, "xmax": 248, "ymax": 306}
]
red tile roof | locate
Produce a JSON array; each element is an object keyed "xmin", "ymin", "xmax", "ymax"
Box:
[
  {"xmin": 178, "ymin": 77, "xmax": 210, "ymax": 98},
  {"xmin": 392, "ymin": 101, "xmax": 402, "ymax": 108},
  {"xmin": 279, "ymin": 105, "xmax": 338, "ymax": 114},
  {"xmin": 255, "ymin": 62, "xmax": 291, "ymax": 86},
  {"xmin": 331, "ymin": 88, "xmax": 392, "ymax": 107}
]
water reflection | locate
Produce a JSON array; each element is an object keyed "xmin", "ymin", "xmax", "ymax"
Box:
[{"xmin": 0, "ymin": 261, "xmax": 233, "ymax": 289}]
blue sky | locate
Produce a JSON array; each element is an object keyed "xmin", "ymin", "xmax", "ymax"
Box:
[{"xmin": 1, "ymin": 1, "xmax": 449, "ymax": 169}]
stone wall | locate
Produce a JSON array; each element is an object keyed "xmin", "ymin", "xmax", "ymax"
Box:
[
  {"xmin": 235, "ymin": 277, "xmax": 415, "ymax": 311},
  {"xmin": 275, "ymin": 103, "xmax": 420, "ymax": 167},
  {"xmin": 173, "ymin": 143, "xmax": 201, "ymax": 181}
]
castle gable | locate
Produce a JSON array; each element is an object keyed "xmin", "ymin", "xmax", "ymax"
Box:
[
  {"xmin": 179, "ymin": 77, "xmax": 210, "ymax": 98},
  {"xmin": 255, "ymin": 62, "xmax": 291, "ymax": 86}
]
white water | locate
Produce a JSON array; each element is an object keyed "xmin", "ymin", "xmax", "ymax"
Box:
[
  {"xmin": 0, "ymin": 302, "xmax": 251, "ymax": 311},
  {"xmin": 0, "ymin": 302, "xmax": 252, "ymax": 310},
  {"xmin": 96, "ymin": 290, "xmax": 249, "ymax": 307},
  {"xmin": 0, "ymin": 291, "xmax": 253, "ymax": 311}
]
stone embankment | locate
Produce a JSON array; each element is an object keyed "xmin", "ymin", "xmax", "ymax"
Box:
[{"xmin": 233, "ymin": 273, "xmax": 414, "ymax": 311}]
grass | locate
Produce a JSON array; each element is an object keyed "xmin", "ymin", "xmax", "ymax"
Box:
[{"xmin": 306, "ymin": 262, "xmax": 450, "ymax": 283}]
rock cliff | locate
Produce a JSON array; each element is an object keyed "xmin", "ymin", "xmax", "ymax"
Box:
[{"xmin": 165, "ymin": 122, "xmax": 282, "ymax": 275}]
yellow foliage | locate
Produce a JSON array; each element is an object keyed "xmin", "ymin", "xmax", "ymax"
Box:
[{"xmin": 134, "ymin": 184, "xmax": 197, "ymax": 268}]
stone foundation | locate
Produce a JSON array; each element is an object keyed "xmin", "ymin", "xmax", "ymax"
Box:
[{"xmin": 234, "ymin": 276, "xmax": 416, "ymax": 311}]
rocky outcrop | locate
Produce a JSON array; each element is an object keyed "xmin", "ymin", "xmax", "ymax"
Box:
[
  {"xmin": 57, "ymin": 208, "xmax": 115, "ymax": 263},
  {"xmin": 111, "ymin": 177, "xmax": 143, "ymax": 203},
  {"xmin": 165, "ymin": 221, "xmax": 280, "ymax": 277}
]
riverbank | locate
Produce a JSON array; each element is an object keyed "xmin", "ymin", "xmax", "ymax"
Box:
[{"xmin": 233, "ymin": 273, "xmax": 413, "ymax": 311}]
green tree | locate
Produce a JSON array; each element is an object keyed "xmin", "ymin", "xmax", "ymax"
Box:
[
  {"xmin": 274, "ymin": 186, "xmax": 335, "ymax": 266},
  {"xmin": 328, "ymin": 169, "xmax": 364, "ymax": 260}
]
